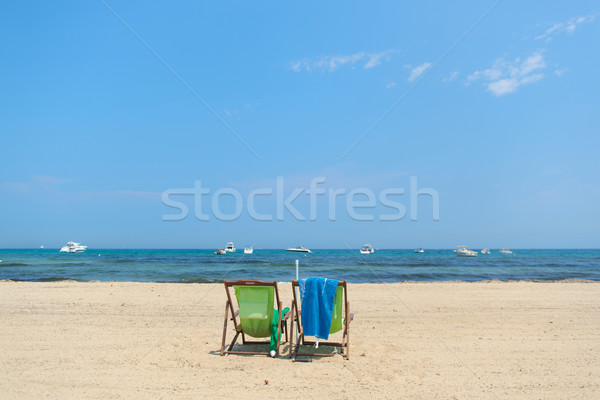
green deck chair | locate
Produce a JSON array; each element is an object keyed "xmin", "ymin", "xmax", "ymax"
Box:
[
  {"xmin": 290, "ymin": 280, "xmax": 354, "ymax": 360},
  {"xmin": 221, "ymin": 280, "xmax": 289, "ymax": 357}
]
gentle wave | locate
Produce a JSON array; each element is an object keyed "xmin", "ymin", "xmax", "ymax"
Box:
[
  {"xmin": 0, "ymin": 249, "xmax": 599, "ymax": 283},
  {"xmin": 0, "ymin": 262, "xmax": 30, "ymax": 267}
]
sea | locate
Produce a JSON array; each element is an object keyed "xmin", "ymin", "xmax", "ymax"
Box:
[{"xmin": 0, "ymin": 249, "xmax": 599, "ymax": 283}]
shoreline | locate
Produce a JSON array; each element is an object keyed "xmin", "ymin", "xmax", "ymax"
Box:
[{"xmin": 1, "ymin": 278, "xmax": 599, "ymax": 284}]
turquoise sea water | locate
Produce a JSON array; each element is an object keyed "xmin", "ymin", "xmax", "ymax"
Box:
[{"xmin": 0, "ymin": 249, "xmax": 599, "ymax": 283}]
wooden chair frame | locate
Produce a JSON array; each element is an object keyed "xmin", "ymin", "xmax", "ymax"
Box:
[
  {"xmin": 221, "ymin": 280, "xmax": 289, "ymax": 357},
  {"xmin": 290, "ymin": 279, "xmax": 353, "ymax": 360}
]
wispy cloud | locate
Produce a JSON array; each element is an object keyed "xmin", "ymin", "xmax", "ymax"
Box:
[
  {"xmin": 535, "ymin": 14, "xmax": 597, "ymax": 41},
  {"xmin": 407, "ymin": 62, "xmax": 432, "ymax": 82},
  {"xmin": 290, "ymin": 50, "xmax": 396, "ymax": 72},
  {"xmin": 1, "ymin": 175, "xmax": 75, "ymax": 192},
  {"xmin": 224, "ymin": 102, "xmax": 260, "ymax": 119},
  {"xmin": 386, "ymin": 82, "xmax": 396, "ymax": 89},
  {"xmin": 554, "ymin": 68, "xmax": 567, "ymax": 77},
  {"xmin": 467, "ymin": 51, "xmax": 546, "ymax": 96},
  {"xmin": 1, "ymin": 176, "xmax": 160, "ymax": 200},
  {"xmin": 31, "ymin": 175, "xmax": 75, "ymax": 185},
  {"xmin": 442, "ymin": 71, "xmax": 459, "ymax": 82}
]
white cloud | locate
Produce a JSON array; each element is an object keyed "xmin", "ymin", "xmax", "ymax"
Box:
[
  {"xmin": 290, "ymin": 50, "xmax": 396, "ymax": 72},
  {"xmin": 554, "ymin": 68, "xmax": 567, "ymax": 77},
  {"xmin": 364, "ymin": 51, "xmax": 395, "ymax": 69},
  {"xmin": 520, "ymin": 73, "xmax": 544, "ymax": 85},
  {"xmin": 408, "ymin": 62, "xmax": 432, "ymax": 82},
  {"xmin": 487, "ymin": 78, "xmax": 519, "ymax": 96},
  {"xmin": 386, "ymin": 82, "xmax": 396, "ymax": 89},
  {"xmin": 535, "ymin": 14, "xmax": 597, "ymax": 40},
  {"xmin": 442, "ymin": 71, "xmax": 459, "ymax": 82},
  {"xmin": 467, "ymin": 51, "xmax": 547, "ymax": 96}
]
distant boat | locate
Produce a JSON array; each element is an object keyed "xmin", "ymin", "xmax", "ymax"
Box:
[
  {"xmin": 360, "ymin": 244, "xmax": 374, "ymax": 254},
  {"xmin": 499, "ymin": 248, "xmax": 513, "ymax": 254},
  {"xmin": 481, "ymin": 248, "xmax": 491, "ymax": 254},
  {"xmin": 286, "ymin": 246, "xmax": 311, "ymax": 253},
  {"xmin": 59, "ymin": 241, "xmax": 87, "ymax": 253},
  {"xmin": 40, "ymin": 245, "xmax": 44, "ymax": 249},
  {"xmin": 243, "ymin": 247, "xmax": 253, "ymax": 254},
  {"xmin": 225, "ymin": 242, "xmax": 236, "ymax": 253},
  {"xmin": 214, "ymin": 249, "xmax": 226, "ymax": 255},
  {"xmin": 454, "ymin": 246, "xmax": 477, "ymax": 257},
  {"xmin": 414, "ymin": 248, "xmax": 424, "ymax": 253}
]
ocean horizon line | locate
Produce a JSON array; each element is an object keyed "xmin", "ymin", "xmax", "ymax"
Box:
[{"xmin": 2, "ymin": 247, "xmax": 599, "ymax": 251}]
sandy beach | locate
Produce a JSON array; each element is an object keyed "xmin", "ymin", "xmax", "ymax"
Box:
[{"xmin": 1, "ymin": 280, "xmax": 599, "ymax": 399}]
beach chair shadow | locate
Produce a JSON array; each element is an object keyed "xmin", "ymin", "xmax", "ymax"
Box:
[
  {"xmin": 290, "ymin": 279, "xmax": 353, "ymax": 360},
  {"xmin": 221, "ymin": 280, "xmax": 289, "ymax": 357}
]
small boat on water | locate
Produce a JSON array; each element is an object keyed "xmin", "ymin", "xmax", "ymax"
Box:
[
  {"xmin": 454, "ymin": 246, "xmax": 477, "ymax": 257},
  {"xmin": 214, "ymin": 249, "xmax": 226, "ymax": 255},
  {"xmin": 481, "ymin": 248, "xmax": 491, "ymax": 254},
  {"xmin": 286, "ymin": 246, "xmax": 311, "ymax": 253},
  {"xmin": 414, "ymin": 248, "xmax": 424, "ymax": 253},
  {"xmin": 225, "ymin": 242, "xmax": 236, "ymax": 253},
  {"xmin": 360, "ymin": 244, "xmax": 375, "ymax": 254},
  {"xmin": 244, "ymin": 247, "xmax": 253, "ymax": 254},
  {"xmin": 499, "ymin": 248, "xmax": 513, "ymax": 254},
  {"xmin": 59, "ymin": 241, "xmax": 87, "ymax": 253}
]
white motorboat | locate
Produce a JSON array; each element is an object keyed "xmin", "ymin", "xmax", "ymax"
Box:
[
  {"xmin": 454, "ymin": 246, "xmax": 477, "ymax": 257},
  {"xmin": 414, "ymin": 248, "xmax": 425, "ymax": 253},
  {"xmin": 286, "ymin": 246, "xmax": 311, "ymax": 253},
  {"xmin": 499, "ymin": 248, "xmax": 513, "ymax": 254},
  {"xmin": 360, "ymin": 244, "xmax": 374, "ymax": 254},
  {"xmin": 225, "ymin": 242, "xmax": 236, "ymax": 252},
  {"xmin": 244, "ymin": 247, "xmax": 253, "ymax": 254},
  {"xmin": 59, "ymin": 241, "xmax": 87, "ymax": 253},
  {"xmin": 481, "ymin": 248, "xmax": 491, "ymax": 254}
]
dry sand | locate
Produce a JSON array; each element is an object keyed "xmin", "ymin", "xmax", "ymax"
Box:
[{"xmin": 1, "ymin": 280, "xmax": 599, "ymax": 399}]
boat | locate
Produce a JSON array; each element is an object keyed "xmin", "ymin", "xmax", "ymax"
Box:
[
  {"xmin": 214, "ymin": 249, "xmax": 226, "ymax": 255},
  {"xmin": 286, "ymin": 246, "xmax": 311, "ymax": 253},
  {"xmin": 454, "ymin": 246, "xmax": 477, "ymax": 257},
  {"xmin": 499, "ymin": 248, "xmax": 513, "ymax": 254},
  {"xmin": 243, "ymin": 247, "xmax": 253, "ymax": 254},
  {"xmin": 224, "ymin": 242, "xmax": 236, "ymax": 253},
  {"xmin": 481, "ymin": 248, "xmax": 491, "ymax": 254},
  {"xmin": 59, "ymin": 241, "xmax": 87, "ymax": 253},
  {"xmin": 360, "ymin": 244, "xmax": 374, "ymax": 254},
  {"xmin": 414, "ymin": 248, "xmax": 424, "ymax": 253}
]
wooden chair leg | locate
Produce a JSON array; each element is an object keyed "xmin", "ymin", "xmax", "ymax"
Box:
[
  {"xmin": 221, "ymin": 301, "xmax": 229, "ymax": 355},
  {"xmin": 228, "ymin": 331, "xmax": 240, "ymax": 353},
  {"xmin": 345, "ymin": 302, "xmax": 350, "ymax": 359},
  {"xmin": 289, "ymin": 305, "xmax": 295, "ymax": 359}
]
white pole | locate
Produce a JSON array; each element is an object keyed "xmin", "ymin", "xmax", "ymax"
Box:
[{"xmin": 295, "ymin": 258, "xmax": 300, "ymax": 346}]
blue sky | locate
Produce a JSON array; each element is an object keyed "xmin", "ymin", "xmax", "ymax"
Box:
[{"xmin": 1, "ymin": 1, "xmax": 599, "ymax": 249}]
